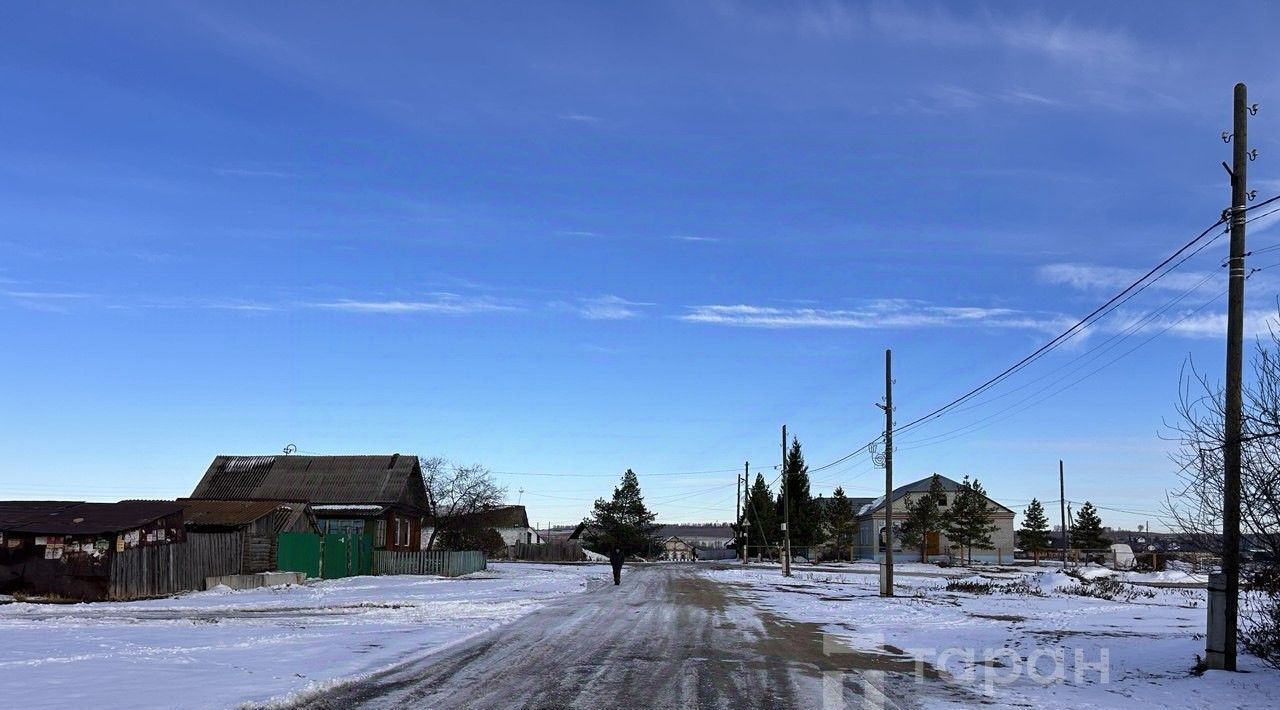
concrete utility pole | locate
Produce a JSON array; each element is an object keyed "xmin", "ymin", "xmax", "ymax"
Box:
[
  {"xmin": 882, "ymin": 349, "xmax": 895, "ymax": 597},
  {"xmin": 1060, "ymin": 460, "xmax": 1068, "ymax": 568},
  {"xmin": 740, "ymin": 462, "xmax": 750, "ymax": 565},
  {"xmin": 1210, "ymin": 82, "xmax": 1252, "ymax": 672},
  {"xmin": 782, "ymin": 424, "xmax": 791, "ymax": 577},
  {"xmin": 737, "ymin": 473, "xmax": 747, "ymax": 568},
  {"xmin": 742, "ymin": 465, "xmax": 747, "ymax": 568}
]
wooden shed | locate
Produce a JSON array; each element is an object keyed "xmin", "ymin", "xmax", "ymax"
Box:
[
  {"xmin": 0, "ymin": 500, "xmax": 186, "ymax": 600},
  {"xmin": 176, "ymin": 499, "xmax": 319, "ymax": 574}
]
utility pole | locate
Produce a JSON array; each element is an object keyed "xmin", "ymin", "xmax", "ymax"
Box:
[
  {"xmin": 881, "ymin": 349, "xmax": 895, "ymax": 597},
  {"xmin": 1211, "ymin": 82, "xmax": 1252, "ymax": 672},
  {"xmin": 1060, "ymin": 460, "xmax": 1068, "ymax": 568},
  {"xmin": 782, "ymin": 424, "xmax": 791, "ymax": 577},
  {"xmin": 736, "ymin": 463, "xmax": 744, "ymax": 565}
]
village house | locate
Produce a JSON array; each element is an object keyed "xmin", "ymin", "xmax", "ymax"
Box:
[
  {"xmin": 659, "ymin": 536, "xmax": 697, "ymax": 561},
  {"xmin": 853, "ymin": 475, "xmax": 1017, "ymax": 564},
  {"xmin": 420, "ymin": 504, "xmax": 544, "ymax": 549},
  {"xmin": 188, "ymin": 454, "xmax": 429, "ymax": 552}
]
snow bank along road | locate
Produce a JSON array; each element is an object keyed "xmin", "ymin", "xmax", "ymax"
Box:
[
  {"xmin": 0, "ymin": 563, "xmax": 602, "ymax": 709},
  {"xmin": 303, "ymin": 563, "xmax": 944, "ymax": 709}
]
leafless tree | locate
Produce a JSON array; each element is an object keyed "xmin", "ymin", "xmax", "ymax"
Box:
[
  {"xmin": 1165, "ymin": 324, "xmax": 1280, "ymax": 666},
  {"xmin": 420, "ymin": 456, "xmax": 507, "ymax": 550}
]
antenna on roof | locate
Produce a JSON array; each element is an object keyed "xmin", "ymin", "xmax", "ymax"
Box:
[
  {"xmin": 282, "ymin": 444, "xmax": 297, "ymax": 456},
  {"xmin": 517, "ymin": 487, "xmax": 524, "ymax": 504}
]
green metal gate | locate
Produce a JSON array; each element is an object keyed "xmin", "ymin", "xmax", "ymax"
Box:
[
  {"xmin": 277, "ymin": 532, "xmax": 322, "ymax": 578},
  {"xmin": 321, "ymin": 533, "xmax": 349, "ymax": 579},
  {"xmin": 277, "ymin": 531, "xmax": 375, "ymax": 580}
]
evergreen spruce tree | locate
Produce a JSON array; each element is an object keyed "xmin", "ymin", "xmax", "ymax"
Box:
[
  {"xmin": 943, "ymin": 476, "xmax": 1000, "ymax": 564},
  {"xmin": 1071, "ymin": 501, "xmax": 1109, "ymax": 550},
  {"xmin": 774, "ymin": 437, "xmax": 818, "ymax": 551},
  {"xmin": 826, "ymin": 486, "xmax": 857, "ymax": 562},
  {"xmin": 744, "ymin": 472, "xmax": 778, "ymax": 558},
  {"xmin": 899, "ymin": 474, "xmax": 948, "ymax": 562},
  {"xmin": 581, "ymin": 469, "xmax": 661, "ymax": 556},
  {"xmin": 1017, "ymin": 498, "xmax": 1052, "ymax": 559}
]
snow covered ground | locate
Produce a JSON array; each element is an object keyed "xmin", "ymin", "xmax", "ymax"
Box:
[
  {"xmin": 0, "ymin": 563, "xmax": 606, "ymax": 710},
  {"xmin": 706, "ymin": 565, "xmax": 1278, "ymax": 709}
]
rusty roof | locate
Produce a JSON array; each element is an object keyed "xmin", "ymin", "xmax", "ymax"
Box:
[
  {"xmin": 188, "ymin": 455, "xmax": 428, "ymax": 510},
  {"xmin": 175, "ymin": 499, "xmax": 308, "ymax": 528},
  {"xmin": 5, "ymin": 501, "xmax": 184, "ymax": 535}
]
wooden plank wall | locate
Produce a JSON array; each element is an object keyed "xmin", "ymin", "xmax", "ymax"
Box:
[
  {"xmin": 108, "ymin": 532, "xmax": 243, "ymax": 600},
  {"xmin": 510, "ymin": 541, "xmax": 585, "ymax": 562},
  {"xmin": 373, "ymin": 550, "xmax": 486, "ymax": 577}
]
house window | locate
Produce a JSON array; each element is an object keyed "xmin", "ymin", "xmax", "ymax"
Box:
[{"xmin": 394, "ymin": 516, "xmax": 411, "ymax": 548}]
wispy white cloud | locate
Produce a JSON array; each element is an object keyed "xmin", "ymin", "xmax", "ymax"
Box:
[
  {"xmin": 720, "ymin": 3, "xmax": 1146, "ymax": 70},
  {"xmin": 214, "ymin": 166, "xmax": 298, "ymax": 179},
  {"xmin": 559, "ymin": 113, "xmax": 601, "ymax": 123},
  {"xmin": 573, "ymin": 295, "xmax": 654, "ymax": 321},
  {"xmin": 670, "ymin": 235, "xmax": 720, "ymax": 243},
  {"xmin": 556, "ymin": 230, "xmax": 599, "ymax": 238},
  {"xmin": 1, "ymin": 289, "xmax": 94, "ymax": 313},
  {"xmin": 1109, "ymin": 308, "xmax": 1277, "ymax": 339},
  {"xmin": 1038, "ymin": 263, "xmax": 1219, "ymax": 293},
  {"xmin": 311, "ymin": 294, "xmax": 520, "ymax": 315},
  {"xmin": 680, "ymin": 299, "xmax": 1067, "ymax": 332}
]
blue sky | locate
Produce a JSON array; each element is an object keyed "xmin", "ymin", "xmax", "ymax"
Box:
[{"xmin": 3, "ymin": 2, "xmax": 1279, "ymax": 531}]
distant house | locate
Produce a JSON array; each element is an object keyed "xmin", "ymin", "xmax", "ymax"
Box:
[
  {"xmin": 0, "ymin": 500, "xmax": 185, "ymax": 600},
  {"xmin": 188, "ymin": 454, "xmax": 429, "ymax": 551},
  {"xmin": 660, "ymin": 536, "xmax": 696, "ymax": 561},
  {"xmin": 853, "ymin": 475, "xmax": 1016, "ymax": 564},
  {"xmin": 175, "ymin": 498, "xmax": 319, "ymax": 574},
  {"xmin": 422, "ymin": 505, "xmax": 544, "ymax": 549},
  {"xmin": 654, "ymin": 524, "xmax": 735, "ymax": 560}
]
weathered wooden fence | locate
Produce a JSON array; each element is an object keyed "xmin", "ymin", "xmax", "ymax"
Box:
[
  {"xmin": 373, "ymin": 550, "xmax": 486, "ymax": 577},
  {"xmin": 509, "ymin": 541, "xmax": 584, "ymax": 562},
  {"xmin": 109, "ymin": 532, "xmax": 242, "ymax": 600}
]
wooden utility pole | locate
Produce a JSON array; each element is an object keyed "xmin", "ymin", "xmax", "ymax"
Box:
[
  {"xmin": 736, "ymin": 467, "xmax": 742, "ymax": 563},
  {"xmin": 1060, "ymin": 460, "xmax": 1068, "ymax": 568},
  {"xmin": 882, "ymin": 349, "xmax": 895, "ymax": 596},
  {"xmin": 782, "ymin": 424, "xmax": 791, "ymax": 577},
  {"xmin": 1212, "ymin": 82, "xmax": 1251, "ymax": 672}
]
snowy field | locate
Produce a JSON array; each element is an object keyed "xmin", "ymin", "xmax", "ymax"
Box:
[
  {"xmin": 0, "ymin": 563, "xmax": 606, "ymax": 710},
  {"xmin": 707, "ymin": 565, "xmax": 1278, "ymax": 709}
]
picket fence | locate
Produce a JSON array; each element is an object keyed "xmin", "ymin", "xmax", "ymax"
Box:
[{"xmin": 373, "ymin": 550, "xmax": 487, "ymax": 577}]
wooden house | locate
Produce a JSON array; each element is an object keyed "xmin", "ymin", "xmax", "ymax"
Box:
[
  {"xmin": 188, "ymin": 454, "xmax": 429, "ymax": 551},
  {"xmin": 175, "ymin": 498, "xmax": 319, "ymax": 574}
]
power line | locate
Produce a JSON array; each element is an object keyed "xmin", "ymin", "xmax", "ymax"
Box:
[
  {"xmin": 892, "ymin": 216, "xmax": 1229, "ymax": 440},
  {"xmin": 804, "ymin": 212, "xmax": 1240, "ymax": 473}
]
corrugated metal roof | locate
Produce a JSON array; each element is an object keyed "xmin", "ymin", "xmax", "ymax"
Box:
[
  {"xmin": 311, "ymin": 504, "xmax": 389, "ymax": 518},
  {"xmin": 5, "ymin": 501, "xmax": 183, "ymax": 535},
  {"xmin": 188, "ymin": 454, "xmax": 428, "ymax": 510},
  {"xmin": 175, "ymin": 499, "xmax": 306, "ymax": 528},
  {"xmin": 0, "ymin": 501, "xmax": 83, "ymax": 530},
  {"xmin": 455, "ymin": 505, "xmax": 530, "ymax": 529}
]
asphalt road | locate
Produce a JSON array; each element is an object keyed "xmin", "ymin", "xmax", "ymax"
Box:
[{"xmin": 301, "ymin": 565, "xmax": 943, "ymax": 710}]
